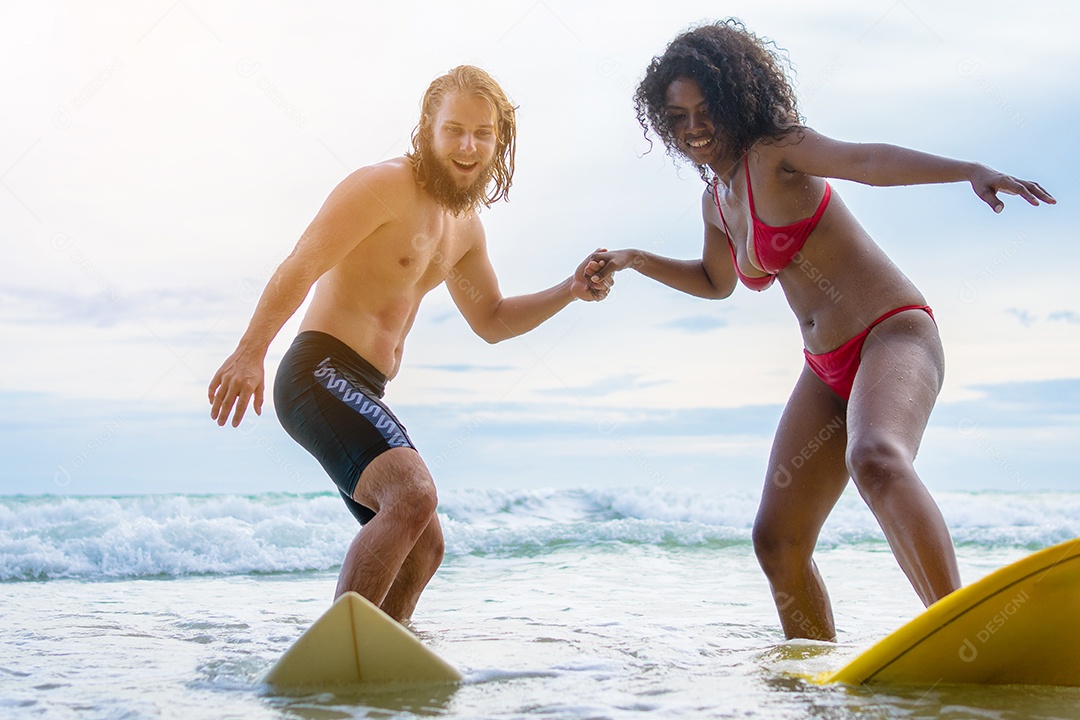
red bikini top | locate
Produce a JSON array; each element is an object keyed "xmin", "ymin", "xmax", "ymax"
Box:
[{"xmin": 713, "ymin": 156, "xmax": 832, "ymax": 292}]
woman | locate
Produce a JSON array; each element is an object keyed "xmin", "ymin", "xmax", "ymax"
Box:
[{"xmin": 588, "ymin": 20, "xmax": 1054, "ymax": 640}]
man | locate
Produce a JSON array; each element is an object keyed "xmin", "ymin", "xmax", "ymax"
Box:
[{"xmin": 208, "ymin": 65, "xmax": 607, "ymax": 622}]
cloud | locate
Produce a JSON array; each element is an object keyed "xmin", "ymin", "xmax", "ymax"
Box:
[
  {"xmin": 1004, "ymin": 307, "xmax": 1036, "ymax": 327},
  {"xmin": 398, "ymin": 401, "xmax": 783, "ymax": 438},
  {"xmin": 1049, "ymin": 310, "xmax": 1080, "ymax": 324},
  {"xmin": 661, "ymin": 315, "xmax": 728, "ymax": 333},
  {"xmin": 541, "ymin": 374, "xmax": 670, "ymax": 399},
  {"xmin": 0, "ymin": 284, "xmax": 229, "ymax": 327},
  {"xmin": 995, "ymin": 309, "xmax": 1080, "ymax": 329},
  {"xmin": 935, "ymin": 378, "xmax": 1080, "ymax": 427},
  {"xmin": 416, "ymin": 364, "xmax": 516, "ymax": 373},
  {"xmin": 428, "ymin": 311, "xmax": 460, "ymax": 324}
]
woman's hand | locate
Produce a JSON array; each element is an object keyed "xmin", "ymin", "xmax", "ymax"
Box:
[
  {"xmin": 969, "ymin": 164, "xmax": 1056, "ymax": 213},
  {"xmin": 586, "ymin": 248, "xmax": 641, "ymax": 289}
]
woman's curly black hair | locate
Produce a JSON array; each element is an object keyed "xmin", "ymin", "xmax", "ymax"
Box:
[{"xmin": 634, "ymin": 19, "xmax": 803, "ymax": 180}]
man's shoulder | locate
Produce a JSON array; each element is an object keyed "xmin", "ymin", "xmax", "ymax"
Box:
[
  {"xmin": 327, "ymin": 159, "xmax": 487, "ymax": 235},
  {"xmin": 343, "ymin": 157, "xmax": 415, "ymax": 192},
  {"xmin": 455, "ymin": 208, "xmax": 485, "ymax": 235},
  {"xmin": 321, "ymin": 157, "xmax": 418, "ymax": 217}
]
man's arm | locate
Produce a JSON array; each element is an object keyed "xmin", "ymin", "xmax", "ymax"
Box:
[
  {"xmin": 446, "ymin": 221, "xmax": 606, "ymax": 344},
  {"xmin": 778, "ymin": 128, "xmax": 1055, "ymax": 213},
  {"xmin": 208, "ymin": 166, "xmax": 398, "ymax": 426}
]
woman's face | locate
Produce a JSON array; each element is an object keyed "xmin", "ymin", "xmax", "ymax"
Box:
[{"xmin": 663, "ymin": 77, "xmax": 720, "ymax": 164}]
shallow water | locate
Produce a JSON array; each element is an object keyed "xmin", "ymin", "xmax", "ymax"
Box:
[{"xmin": 3, "ymin": 489, "xmax": 1080, "ymax": 719}]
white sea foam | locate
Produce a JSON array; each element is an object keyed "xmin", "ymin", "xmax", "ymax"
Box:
[
  {"xmin": 0, "ymin": 494, "xmax": 352, "ymax": 581},
  {"xmin": 1, "ymin": 488, "xmax": 1077, "ymax": 581}
]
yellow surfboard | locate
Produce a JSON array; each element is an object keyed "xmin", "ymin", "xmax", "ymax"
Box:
[
  {"xmin": 815, "ymin": 538, "xmax": 1080, "ymax": 687},
  {"xmin": 264, "ymin": 591, "xmax": 463, "ymax": 688}
]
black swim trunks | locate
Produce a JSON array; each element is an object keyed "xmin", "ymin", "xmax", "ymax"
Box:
[{"xmin": 274, "ymin": 331, "xmax": 415, "ymax": 525}]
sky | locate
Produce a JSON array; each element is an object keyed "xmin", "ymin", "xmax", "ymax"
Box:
[{"xmin": 2, "ymin": 0, "xmax": 1078, "ymax": 498}]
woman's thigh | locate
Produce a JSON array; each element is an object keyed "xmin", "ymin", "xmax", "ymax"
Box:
[{"xmin": 757, "ymin": 365, "xmax": 851, "ymax": 545}]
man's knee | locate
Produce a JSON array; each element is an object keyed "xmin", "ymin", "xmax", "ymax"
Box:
[
  {"xmin": 384, "ymin": 477, "xmax": 438, "ymax": 530},
  {"xmin": 357, "ymin": 450, "xmax": 439, "ymax": 530}
]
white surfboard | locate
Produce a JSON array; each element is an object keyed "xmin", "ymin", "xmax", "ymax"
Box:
[{"xmin": 264, "ymin": 591, "xmax": 463, "ymax": 688}]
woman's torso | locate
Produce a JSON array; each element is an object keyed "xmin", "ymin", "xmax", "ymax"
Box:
[{"xmin": 710, "ymin": 144, "xmax": 926, "ymax": 353}]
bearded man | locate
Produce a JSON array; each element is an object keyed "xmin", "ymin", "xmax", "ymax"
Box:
[{"xmin": 209, "ymin": 66, "xmax": 607, "ymax": 621}]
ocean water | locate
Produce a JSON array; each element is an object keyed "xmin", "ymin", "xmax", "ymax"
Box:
[{"xmin": 3, "ymin": 487, "xmax": 1080, "ymax": 719}]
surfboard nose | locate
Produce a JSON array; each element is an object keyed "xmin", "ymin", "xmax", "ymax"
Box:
[
  {"xmin": 264, "ymin": 591, "xmax": 463, "ymax": 688},
  {"xmin": 816, "ymin": 538, "xmax": 1080, "ymax": 687}
]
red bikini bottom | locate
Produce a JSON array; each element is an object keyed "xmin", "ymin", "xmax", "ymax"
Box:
[{"xmin": 803, "ymin": 305, "xmax": 935, "ymax": 401}]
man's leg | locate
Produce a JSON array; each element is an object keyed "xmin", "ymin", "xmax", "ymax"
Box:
[
  {"xmin": 381, "ymin": 514, "xmax": 445, "ymax": 621},
  {"xmin": 334, "ymin": 446, "xmax": 443, "ymax": 621}
]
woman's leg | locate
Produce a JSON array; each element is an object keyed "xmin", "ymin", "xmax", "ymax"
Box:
[
  {"xmin": 846, "ymin": 309, "xmax": 961, "ymax": 606},
  {"xmin": 755, "ymin": 365, "xmax": 851, "ymax": 640}
]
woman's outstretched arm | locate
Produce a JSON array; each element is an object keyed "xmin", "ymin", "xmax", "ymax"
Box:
[{"xmin": 778, "ymin": 128, "xmax": 1056, "ymax": 213}]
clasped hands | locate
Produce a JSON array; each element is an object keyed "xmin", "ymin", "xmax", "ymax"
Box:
[{"xmin": 575, "ymin": 247, "xmax": 638, "ymax": 301}]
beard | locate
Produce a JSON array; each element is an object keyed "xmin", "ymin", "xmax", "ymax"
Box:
[{"xmin": 418, "ymin": 138, "xmax": 496, "ymax": 217}]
